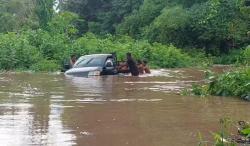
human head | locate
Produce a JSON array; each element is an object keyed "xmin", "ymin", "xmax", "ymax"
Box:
[
  {"xmin": 70, "ymin": 54, "xmax": 76, "ymax": 59},
  {"xmin": 126, "ymin": 52, "xmax": 132, "ymax": 59},
  {"xmin": 137, "ymin": 60, "xmax": 142, "ymax": 65},
  {"xmin": 71, "ymin": 55, "xmax": 77, "ymax": 60},
  {"xmin": 143, "ymin": 60, "xmax": 148, "ymax": 65}
]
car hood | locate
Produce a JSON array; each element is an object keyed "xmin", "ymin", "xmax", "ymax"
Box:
[{"xmin": 65, "ymin": 67, "xmax": 102, "ymax": 76}]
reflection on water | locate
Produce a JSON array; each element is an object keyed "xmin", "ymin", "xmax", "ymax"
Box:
[{"xmin": 0, "ymin": 68, "xmax": 249, "ymax": 146}]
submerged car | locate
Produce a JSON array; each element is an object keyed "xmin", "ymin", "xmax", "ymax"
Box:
[{"xmin": 65, "ymin": 54, "xmax": 118, "ymax": 77}]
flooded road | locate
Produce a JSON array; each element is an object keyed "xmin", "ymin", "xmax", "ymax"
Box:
[{"xmin": 0, "ymin": 67, "xmax": 249, "ymax": 146}]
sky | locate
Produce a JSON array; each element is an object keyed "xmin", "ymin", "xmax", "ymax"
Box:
[{"xmin": 54, "ymin": 0, "xmax": 60, "ymax": 13}]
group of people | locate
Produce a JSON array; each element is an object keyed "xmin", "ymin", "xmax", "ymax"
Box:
[
  {"xmin": 68, "ymin": 53, "xmax": 150, "ymax": 76},
  {"xmin": 117, "ymin": 53, "xmax": 151, "ymax": 76}
]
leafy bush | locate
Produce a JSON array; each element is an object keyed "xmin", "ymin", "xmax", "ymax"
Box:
[
  {"xmin": 209, "ymin": 46, "xmax": 250, "ymax": 65},
  {"xmin": 191, "ymin": 84, "xmax": 209, "ymax": 96},
  {"xmin": 30, "ymin": 59, "xmax": 60, "ymax": 72},
  {"xmin": 150, "ymin": 43, "xmax": 192, "ymax": 68},
  {"xmin": 0, "ymin": 30, "xmax": 198, "ymax": 71},
  {"xmin": 213, "ymin": 49, "xmax": 242, "ymax": 65},
  {"xmin": 70, "ymin": 33, "xmax": 193, "ymax": 68},
  {"xmin": 144, "ymin": 6, "xmax": 190, "ymax": 47},
  {"xmin": 198, "ymin": 118, "xmax": 237, "ymax": 146},
  {"xmin": 0, "ymin": 32, "xmax": 41, "ymax": 70},
  {"xmin": 186, "ymin": 49, "xmax": 214, "ymax": 67},
  {"xmin": 199, "ymin": 118, "xmax": 250, "ymax": 145},
  {"xmin": 242, "ymin": 46, "xmax": 250, "ymax": 65},
  {"xmin": 208, "ymin": 67, "xmax": 250, "ymax": 100},
  {"xmin": 190, "ymin": 67, "xmax": 250, "ymax": 100},
  {"xmin": 30, "ymin": 30, "xmax": 71, "ymax": 61}
]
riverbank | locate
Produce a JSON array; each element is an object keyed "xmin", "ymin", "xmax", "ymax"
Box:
[
  {"xmin": 0, "ymin": 29, "xmax": 249, "ymax": 72},
  {"xmin": 185, "ymin": 66, "xmax": 250, "ymax": 101},
  {"xmin": 0, "ymin": 31, "xmax": 200, "ymax": 71},
  {"xmin": 199, "ymin": 118, "xmax": 250, "ymax": 145}
]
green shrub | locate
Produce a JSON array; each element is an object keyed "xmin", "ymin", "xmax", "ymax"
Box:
[
  {"xmin": 208, "ymin": 67, "xmax": 250, "ymax": 100},
  {"xmin": 26, "ymin": 29, "xmax": 72, "ymax": 62},
  {"xmin": 0, "ymin": 31, "xmax": 198, "ymax": 71},
  {"xmin": 191, "ymin": 84, "xmax": 209, "ymax": 96},
  {"xmin": 151, "ymin": 44, "xmax": 192, "ymax": 68},
  {"xmin": 71, "ymin": 33, "xmax": 193, "ymax": 68},
  {"xmin": 0, "ymin": 32, "xmax": 41, "ymax": 70},
  {"xmin": 144, "ymin": 6, "xmax": 190, "ymax": 47},
  {"xmin": 242, "ymin": 46, "xmax": 250, "ymax": 65},
  {"xmin": 186, "ymin": 49, "xmax": 213, "ymax": 68},
  {"xmin": 189, "ymin": 67, "xmax": 250, "ymax": 100},
  {"xmin": 31, "ymin": 59, "xmax": 60, "ymax": 72},
  {"xmin": 213, "ymin": 49, "xmax": 242, "ymax": 65}
]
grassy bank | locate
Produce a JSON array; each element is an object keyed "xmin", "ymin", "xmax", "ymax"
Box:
[
  {"xmin": 199, "ymin": 118, "xmax": 250, "ymax": 146},
  {"xmin": 187, "ymin": 65, "xmax": 250, "ymax": 101},
  {"xmin": 1, "ymin": 29, "xmax": 249, "ymax": 72},
  {"xmin": 0, "ymin": 11, "xmax": 249, "ymax": 72},
  {"xmin": 182, "ymin": 46, "xmax": 250, "ymax": 101},
  {"xmin": 0, "ymin": 30, "xmax": 200, "ymax": 72}
]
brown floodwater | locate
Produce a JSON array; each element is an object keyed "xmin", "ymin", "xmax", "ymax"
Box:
[{"xmin": 0, "ymin": 67, "xmax": 249, "ymax": 146}]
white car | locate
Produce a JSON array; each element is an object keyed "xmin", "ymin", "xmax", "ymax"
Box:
[{"xmin": 65, "ymin": 54, "xmax": 118, "ymax": 77}]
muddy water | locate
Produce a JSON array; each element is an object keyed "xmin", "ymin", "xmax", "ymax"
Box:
[{"xmin": 0, "ymin": 67, "xmax": 249, "ymax": 146}]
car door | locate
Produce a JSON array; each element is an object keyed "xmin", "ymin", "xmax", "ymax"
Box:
[{"xmin": 102, "ymin": 57, "xmax": 117, "ymax": 75}]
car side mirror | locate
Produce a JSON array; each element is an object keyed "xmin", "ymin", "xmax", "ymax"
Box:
[{"xmin": 106, "ymin": 62, "xmax": 113, "ymax": 67}]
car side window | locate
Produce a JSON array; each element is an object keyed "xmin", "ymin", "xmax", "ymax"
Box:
[
  {"xmin": 74, "ymin": 58, "xmax": 90, "ymax": 68},
  {"xmin": 75, "ymin": 57, "xmax": 104, "ymax": 68},
  {"xmin": 86, "ymin": 58, "xmax": 104, "ymax": 67}
]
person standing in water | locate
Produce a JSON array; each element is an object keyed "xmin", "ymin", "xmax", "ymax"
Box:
[
  {"xmin": 126, "ymin": 53, "xmax": 139, "ymax": 76},
  {"xmin": 70, "ymin": 55, "xmax": 77, "ymax": 68},
  {"xmin": 143, "ymin": 60, "xmax": 151, "ymax": 74},
  {"xmin": 137, "ymin": 60, "xmax": 145, "ymax": 74},
  {"xmin": 117, "ymin": 61, "xmax": 130, "ymax": 73}
]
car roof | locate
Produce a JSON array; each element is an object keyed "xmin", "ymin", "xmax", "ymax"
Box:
[{"xmin": 82, "ymin": 54, "xmax": 112, "ymax": 57}]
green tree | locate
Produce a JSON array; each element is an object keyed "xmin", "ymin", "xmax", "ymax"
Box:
[
  {"xmin": 61, "ymin": 0, "xmax": 142, "ymax": 34},
  {"xmin": 0, "ymin": 32, "xmax": 41, "ymax": 70},
  {"xmin": 172, "ymin": 0, "xmax": 208, "ymax": 7},
  {"xmin": 144, "ymin": 6, "xmax": 190, "ymax": 47},
  {"xmin": 189, "ymin": 0, "xmax": 249, "ymax": 54},
  {"xmin": 0, "ymin": 0, "xmax": 37, "ymax": 32},
  {"xmin": 35, "ymin": 0, "xmax": 54, "ymax": 29},
  {"xmin": 116, "ymin": 0, "xmax": 169, "ymax": 38}
]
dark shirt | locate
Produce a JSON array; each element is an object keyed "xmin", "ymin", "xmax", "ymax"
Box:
[{"xmin": 127, "ymin": 58, "xmax": 139, "ymax": 76}]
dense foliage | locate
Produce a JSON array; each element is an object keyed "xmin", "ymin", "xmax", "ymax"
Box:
[
  {"xmin": 189, "ymin": 67, "xmax": 250, "ymax": 100},
  {"xmin": 0, "ymin": 0, "xmax": 249, "ymax": 102},
  {"xmin": 0, "ymin": 29, "xmax": 194, "ymax": 71},
  {"xmin": 209, "ymin": 67, "xmax": 250, "ymax": 99},
  {"xmin": 0, "ymin": 33, "xmax": 42, "ymax": 70},
  {"xmin": 0, "ymin": 0, "xmax": 37, "ymax": 32},
  {"xmin": 61, "ymin": 0, "xmax": 143, "ymax": 34},
  {"xmin": 62, "ymin": 0, "xmax": 250, "ymax": 53},
  {"xmin": 0, "ymin": 0, "xmax": 249, "ymax": 71},
  {"xmin": 242, "ymin": 45, "xmax": 250, "ymax": 65},
  {"xmin": 199, "ymin": 118, "xmax": 250, "ymax": 145}
]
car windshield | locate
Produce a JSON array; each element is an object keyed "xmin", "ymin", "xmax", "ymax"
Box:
[{"xmin": 74, "ymin": 55, "xmax": 107, "ymax": 68}]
